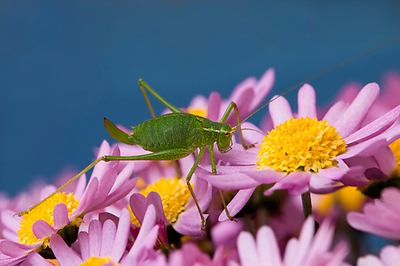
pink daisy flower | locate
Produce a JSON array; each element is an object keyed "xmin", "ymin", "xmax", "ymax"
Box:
[
  {"xmin": 24, "ymin": 208, "xmax": 132, "ymax": 265},
  {"xmin": 0, "ymin": 141, "xmax": 136, "ymax": 265},
  {"xmin": 23, "ymin": 205, "xmax": 160, "ymax": 266},
  {"xmin": 347, "ymin": 187, "xmax": 400, "ymax": 240},
  {"xmin": 233, "ymin": 216, "xmax": 349, "ymax": 266},
  {"xmin": 198, "ymin": 82, "xmax": 400, "ymax": 214},
  {"xmin": 129, "ymin": 172, "xmax": 212, "ymax": 236},
  {"xmin": 119, "ymin": 203, "xmax": 164, "ymax": 265}
]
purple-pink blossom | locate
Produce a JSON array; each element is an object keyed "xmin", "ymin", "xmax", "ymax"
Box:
[
  {"xmin": 347, "ymin": 187, "xmax": 400, "ymax": 240},
  {"xmin": 196, "ymin": 82, "xmax": 400, "ymax": 222},
  {"xmin": 0, "ymin": 140, "xmax": 136, "ymax": 265}
]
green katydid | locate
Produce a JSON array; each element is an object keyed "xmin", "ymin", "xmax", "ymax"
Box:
[
  {"xmin": 18, "ymin": 38, "xmax": 400, "ymax": 232},
  {"xmin": 19, "ymin": 78, "xmax": 254, "ymax": 231}
]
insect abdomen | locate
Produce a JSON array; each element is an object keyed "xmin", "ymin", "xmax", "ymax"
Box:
[{"xmin": 131, "ymin": 113, "xmax": 208, "ymax": 153}]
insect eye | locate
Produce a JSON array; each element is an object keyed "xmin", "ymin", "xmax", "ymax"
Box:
[{"xmin": 224, "ymin": 132, "xmax": 230, "ymax": 136}]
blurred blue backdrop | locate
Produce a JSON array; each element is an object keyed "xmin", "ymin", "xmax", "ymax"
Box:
[{"xmin": 1, "ymin": 0, "xmax": 399, "ymax": 196}]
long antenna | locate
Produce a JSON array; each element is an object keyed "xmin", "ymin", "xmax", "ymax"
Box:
[{"xmin": 235, "ymin": 38, "xmax": 400, "ymax": 128}]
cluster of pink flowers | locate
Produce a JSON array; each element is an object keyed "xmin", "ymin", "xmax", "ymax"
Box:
[{"xmin": 1, "ymin": 70, "xmax": 400, "ymax": 266}]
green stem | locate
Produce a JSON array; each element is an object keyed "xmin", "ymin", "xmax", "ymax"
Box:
[{"xmin": 301, "ymin": 191, "xmax": 312, "ymax": 219}]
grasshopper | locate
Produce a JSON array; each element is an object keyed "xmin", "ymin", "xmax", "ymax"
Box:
[{"xmin": 19, "ymin": 39, "xmax": 400, "ymax": 232}]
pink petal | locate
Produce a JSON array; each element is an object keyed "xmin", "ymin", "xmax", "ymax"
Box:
[
  {"xmin": 96, "ymin": 178, "xmax": 137, "ymax": 211},
  {"xmin": 191, "ymin": 175, "xmax": 213, "ymax": 212},
  {"xmin": 53, "ymin": 203, "xmax": 70, "ymax": 229},
  {"xmin": 0, "ymin": 240, "xmax": 39, "ymax": 257},
  {"xmin": 211, "ymin": 219, "xmax": 244, "ymax": 248},
  {"xmin": 345, "ymin": 104, "xmax": 400, "ymax": 144},
  {"xmin": 357, "ymin": 255, "xmax": 384, "ymax": 266},
  {"xmin": 297, "ymin": 84, "xmax": 317, "ymax": 118},
  {"xmin": 244, "ymin": 167, "xmax": 287, "ymax": 184},
  {"xmin": 237, "ymin": 231, "xmax": 259, "ymax": 266},
  {"xmin": 1, "ymin": 210, "xmax": 22, "ymax": 236},
  {"xmin": 88, "ymin": 220, "xmax": 102, "ymax": 258},
  {"xmin": 269, "ymin": 96, "xmax": 293, "ymax": 126},
  {"xmin": 264, "ymin": 171, "xmax": 311, "ymax": 196},
  {"xmin": 230, "ymin": 76, "xmax": 257, "ymax": 102},
  {"xmin": 129, "ymin": 193, "xmax": 147, "ymax": 225},
  {"xmin": 339, "ymin": 165, "xmax": 369, "ymax": 186},
  {"xmin": 73, "ymin": 177, "xmax": 99, "ymax": 216},
  {"xmin": 241, "ymin": 122, "xmax": 265, "ymax": 145},
  {"xmin": 218, "ymin": 188, "xmax": 255, "ymax": 221},
  {"xmin": 99, "ymin": 220, "xmax": 116, "ymax": 258},
  {"xmin": 372, "ymin": 146, "xmax": 397, "ymax": 176},
  {"xmin": 295, "ymin": 217, "xmax": 315, "ymax": 262},
  {"xmin": 0, "ymin": 255, "xmax": 28, "ymax": 266},
  {"xmin": 50, "ymin": 234, "xmax": 84, "ymax": 266},
  {"xmin": 110, "ymin": 163, "xmax": 135, "ymax": 194},
  {"xmin": 228, "ymin": 77, "xmax": 257, "ymax": 123},
  {"xmin": 78, "ymin": 232, "xmax": 89, "ymax": 261},
  {"xmin": 128, "ymin": 204, "xmax": 157, "ymax": 257},
  {"xmin": 91, "ymin": 168, "xmax": 118, "ymax": 205},
  {"xmin": 380, "ymin": 245, "xmax": 400, "ymax": 265},
  {"xmin": 306, "ymin": 217, "xmax": 334, "ymax": 259},
  {"xmin": 74, "ymin": 174, "xmax": 87, "ymax": 199},
  {"xmin": 179, "ymin": 153, "xmax": 196, "ymax": 179},
  {"xmin": 189, "ymin": 95, "xmax": 207, "ymax": 108},
  {"xmin": 214, "ymin": 146, "xmax": 258, "ymax": 165},
  {"xmin": 111, "ymin": 208, "xmax": 131, "ymax": 262},
  {"xmin": 250, "ymin": 68, "xmax": 275, "ymax": 112},
  {"xmin": 384, "ymin": 123, "xmax": 400, "ymax": 144},
  {"xmin": 146, "ymin": 192, "xmax": 170, "ymax": 224},
  {"xmin": 381, "ymin": 188, "xmax": 400, "ymax": 213},
  {"xmin": 342, "ymin": 137, "xmax": 388, "ymax": 159},
  {"xmin": 256, "ymin": 226, "xmax": 282, "ymax": 266},
  {"xmin": 334, "ymin": 83, "xmax": 379, "ymax": 137},
  {"xmin": 323, "ymin": 101, "xmax": 349, "ymax": 126},
  {"xmin": 26, "ymin": 251, "xmax": 55, "ymax": 266},
  {"xmin": 347, "ymin": 212, "xmax": 400, "ymax": 239},
  {"xmin": 226, "ymin": 87, "xmax": 255, "ymax": 126},
  {"xmin": 91, "ymin": 140, "xmax": 112, "ymax": 179},
  {"xmin": 207, "ymin": 92, "xmax": 222, "ymax": 121},
  {"xmin": 32, "ymin": 220, "xmax": 57, "ymax": 239},
  {"xmin": 173, "ymin": 207, "xmax": 209, "ymax": 236},
  {"xmin": 196, "ymin": 165, "xmax": 260, "ymax": 190},
  {"xmin": 308, "ymin": 168, "xmax": 347, "ymax": 193}
]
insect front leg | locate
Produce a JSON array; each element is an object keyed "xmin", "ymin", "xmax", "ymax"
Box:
[
  {"xmin": 220, "ymin": 101, "xmax": 255, "ymax": 149},
  {"xmin": 184, "ymin": 146, "xmax": 207, "ymax": 232},
  {"xmin": 208, "ymin": 144, "xmax": 237, "ymax": 222}
]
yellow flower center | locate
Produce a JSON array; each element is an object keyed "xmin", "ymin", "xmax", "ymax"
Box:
[
  {"xmin": 187, "ymin": 107, "xmax": 207, "ymax": 118},
  {"xmin": 389, "ymin": 139, "xmax": 400, "ymax": 176},
  {"xmin": 129, "ymin": 178, "xmax": 191, "ymax": 226},
  {"xmin": 18, "ymin": 192, "xmax": 79, "ymax": 246},
  {"xmin": 256, "ymin": 117, "xmax": 346, "ymax": 173},
  {"xmin": 79, "ymin": 256, "xmax": 119, "ymax": 266}
]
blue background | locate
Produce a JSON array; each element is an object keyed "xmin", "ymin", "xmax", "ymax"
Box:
[{"xmin": 1, "ymin": 0, "xmax": 399, "ymax": 196}]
